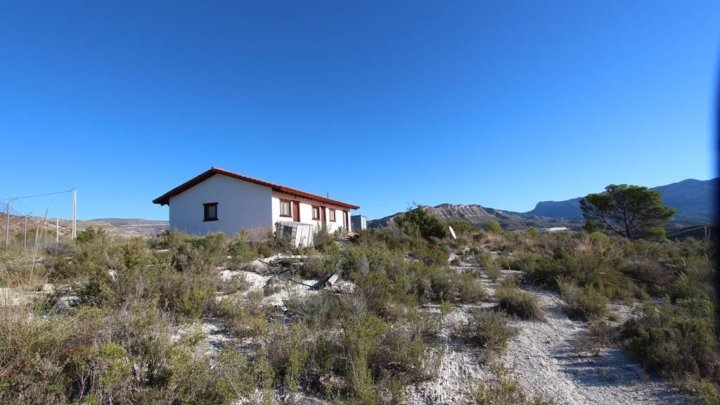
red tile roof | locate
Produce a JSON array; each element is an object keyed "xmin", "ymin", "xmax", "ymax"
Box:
[{"xmin": 152, "ymin": 167, "xmax": 360, "ymax": 209}]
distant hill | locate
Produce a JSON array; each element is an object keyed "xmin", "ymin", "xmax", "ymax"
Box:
[
  {"xmin": 0, "ymin": 215, "xmax": 168, "ymax": 241},
  {"xmin": 525, "ymin": 178, "xmax": 717, "ymax": 225},
  {"xmin": 370, "ymin": 178, "xmax": 716, "ymax": 230},
  {"xmin": 85, "ymin": 218, "xmax": 169, "ymax": 236},
  {"xmin": 370, "ymin": 204, "xmax": 576, "ymax": 231},
  {"xmin": 655, "ymin": 179, "xmax": 717, "ymax": 224},
  {"xmin": 525, "ymin": 198, "xmax": 583, "ymax": 219}
]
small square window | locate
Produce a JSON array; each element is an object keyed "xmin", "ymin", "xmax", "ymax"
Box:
[
  {"xmin": 280, "ymin": 200, "xmax": 292, "ymax": 217},
  {"xmin": 204, "ymin": 202, "xmax": 218, "ymax": 221},
  {"xmin": 329, "ymin": 209, "xmax": 336, "ymax": 222},
  {"xmin": 312, "ymin": 206, "xmax": 320, "ymax": 220}
]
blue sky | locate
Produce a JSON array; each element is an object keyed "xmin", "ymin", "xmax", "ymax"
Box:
[{"xmin": 0, "ymin": 1, "xmax": 718, "ymax": 221}]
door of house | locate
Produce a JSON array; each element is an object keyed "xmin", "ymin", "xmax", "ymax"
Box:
[
  {"xmin": 343, "ymin": 211, "xmax": 349, "ymax": 231},
  {"xmin": 292, "ymin": 201, "xmax": 300, "ymax": 222},
  {"xmin": 320, "ymin": 206, "xmax": 326, "ymax": 227}
]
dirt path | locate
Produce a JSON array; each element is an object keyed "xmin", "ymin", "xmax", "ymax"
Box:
[
  {"xmin": 407, "ymin": 253, "xmax": 689, "ymax": 405},
  {"xmin": 404, "ymin": 307, "xmax": 484, "ymax": 405},
  {"xmin": 498, "ymin": 291, "xmax": 688, "ymax": 405}
]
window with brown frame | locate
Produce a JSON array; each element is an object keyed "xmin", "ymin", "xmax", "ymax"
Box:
[
  {"xmin": 280, "ymin": 199, "xmax": 292, "ymax": 217},
  {"xmin": 203, "ymin": 202, "xmax": 218, "ymax": 222},
  {"xmin": 329, "ymin": 209, "xmax": 336, "ymax": 222},
  {"xmin": 312, "ymin": 205, "xmax": 320, "ymax": 220}
]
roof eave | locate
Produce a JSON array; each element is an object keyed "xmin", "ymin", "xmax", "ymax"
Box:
[{"xmin": 152, "ymin": 167, "xmax": 359, "ymax": 210}]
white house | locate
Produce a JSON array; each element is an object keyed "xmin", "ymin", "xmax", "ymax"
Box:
[{"xmin": 153, "ymin": 167, "xmax": 359, "ymax": 236}]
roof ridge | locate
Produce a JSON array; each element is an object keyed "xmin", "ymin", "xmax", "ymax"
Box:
[{"xmin": 153, "ymin": 167, "xmax": 359, "ymax": 210}]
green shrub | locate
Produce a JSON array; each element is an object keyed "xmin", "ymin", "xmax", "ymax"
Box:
[
  {"xmin": 76, "ymin": 227, "xmax": 108, "ymax": 244},
  {"xmin": 285, "ymin": 322, "xmax": 310, "ymax": 391},
  {"xmin": 216, "ymin": 299, "xmax": 270, "ymax": 339},
  {"xmin": 395, "ymin": 206, "xmax": 447, "ymax": 240},
  {"xmin": 477, "ymin": 253, "xmax": 501, "ymax": 282},
  {"xmin": 0, "ymin": 302, "xmax": 254, "ymax": 404},
  {"xmin": 428, "ymin": 269, "xmax": 453, "ymax": 302},
  {"xmin": 622, "ymin": 298, "xmax": 720, "ymax": 380},
  {"xmin": 557, "ymin": 280, "xmax": 608, "ymax": 320},
  {"xmin": 412, "ymin": 243, "xmax": 449, "ymax": 266},
  {"xmin": 684, "ymin": 378, "xmax": 720, "ymax": 405},
  {"xmin": 361, "ymin": 271, "xmax": 395, "ymax": 315},
  {"xmin": 253, "ymin": 346, "xmax": 275, "ymax": 405},
  {"xmin": 495, "ymin": 286, "xmax": 545, "ymax": 321},
  {"xmin": 79, "ymin": 269, "xmax": 118, "ymax": 307},
  {"xmin": 286, "ymin": 292, "xmax": 344, "ymax": 328},
  {"xmin": 368, "ymin": 322, "xmax": 428, "ymax": 383},
  {"xmin": 342, "ymin": 312, "xmax": 387, "ymax": 403},
  {"xmin": 473, "ymin": 363, "xmax": 555, "ymax": 405},
  {"xmin": 620, "ymin": 260, "xmax": 673, "ymax": 296},
  {"xmin": 169, "ymin": 347, "xmax": 248, "ymax": 404},
  {"xmin": 483, "ymin": 220, "xmax": 503, "ymax": 234},
  {"xmin": 446, "ymin": 219, "xmax": 474, "ymax": 235},
  {"xmin": 159, "ymin": 269, "xmax": 217, "ymax": 319},
  {"xmin": 456, "ymin": 271, "xmax": 487, "ymax": 303},
  {"xmin": 452, "ymin": 311, "xmax": 513, "ymax": 352},
  {"xmin": 314, "ymin": 228, "xmax": 337, "ymax": 253},
  {"xmin": 228, "ymin": 237, "xmax": 257, "ymax": 268},
  {"xmin": 300, "ymin": 255, "xmax": 337, "ymax": 280}
]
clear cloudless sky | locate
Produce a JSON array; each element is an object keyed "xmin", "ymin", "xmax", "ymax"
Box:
[{"xmin": 0, "ymin": 1, "xmax": 718, "ymax": 221}]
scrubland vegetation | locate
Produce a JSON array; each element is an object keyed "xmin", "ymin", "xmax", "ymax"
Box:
[{"xmin": 0, "ymin": 206, "xmax": 717, "ymax": 404}]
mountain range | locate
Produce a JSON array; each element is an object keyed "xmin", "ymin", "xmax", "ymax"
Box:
[{"xmin": 370, "ymin": 178, "xmax": 717, "ymax": 230}]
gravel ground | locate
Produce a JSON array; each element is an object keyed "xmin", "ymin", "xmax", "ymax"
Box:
[
  {"xmin": 207, "ymin": 255, "xmax": 690, "ymax": 405},
  {"xmin": 404, "ymin": 307, "xmax": 484, "ymax": 405},
  {"xmin": 498, "ymin": 291, "xmax": 689, "ymax": 405},
  {"xmin": 405, "ymin": 270, "xmax": 689, "ymax": 405}
]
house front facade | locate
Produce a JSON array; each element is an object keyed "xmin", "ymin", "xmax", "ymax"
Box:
[{"xmin": 152, "ymin": 167, "xmax": 359, "ymax": 236}]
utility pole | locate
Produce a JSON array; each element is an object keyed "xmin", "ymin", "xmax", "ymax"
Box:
[
  {"xmin": 24, "ymin": 214, "xmax": 29, "ymax": 251},
  {"xmin": 72, "ymin": 188, "xmax": 77, "ymax": 239},
  {"xmin": 5, "ymin": 201, "xmax": 10, "ymax": 248}
]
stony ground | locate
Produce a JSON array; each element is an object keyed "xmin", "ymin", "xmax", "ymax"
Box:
[
  {"xmin": 6, "ymin": 252, "xmax": 690, "ymax": 405},
  {"xmin": 497, "ymin": 291, "xmax": 687, "ymax": 405},
  {"xmin": 404, "ymin": 253, "xmax": 689, "ymax": 405}
]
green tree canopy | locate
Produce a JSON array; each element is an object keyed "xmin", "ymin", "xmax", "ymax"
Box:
[
  {"xmin": 579, "ymin": 184, "xmax": 675, "ymax": 239},
  {"xmin": 394, "ymin": 206, "xmax": 447, "ymax": 240}
]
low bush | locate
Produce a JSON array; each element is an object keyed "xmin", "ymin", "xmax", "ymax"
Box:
[
  {"xmin": 557, "ymin": 280, "xmax": 608, "ymax": 321},
  {"xmin": 483, "ymin": 220, "xmax": 503, "ymax": 234},
  {"xmin": 572, "ymin": 319, "xmax": 615, "ymax": 355},
  {"xmin": 620, "ymin": 260, "xmax": 674, "ymax": 296},
  {"xmin": 495, "ymin": 286, "xmax": 545, "ymax": 321},
  {"xmin": 227, "ymin": 236, "xmax": 257, "ymax": 268},
  {"xmin": 342, "ymin": 311, "xmax": 387, "ymax": 403},
  {"xmin": 314, "ymin": 228, "xmax": 338, "ymax": 254},
  {"xmin": 452, "ymin": 311, "xmax": 513, "ymax": 353},
  {"xmin": 215, "ymin": 299, "xmax": 270, "ymax": 339},
  {"xmin": 286, "ymin": 292, "xmax": 344, "ymax": 328},
  {"xmin": 411, "ymin": 243, "xmax": 449, "ymax": 266},
  {"xmin": 456, "ymin": 271, "xmax": 487, "ymax": 303},
  {"xmin": 300, "ymin": 254, "xmax": 338, "ymax": 280},
  {"xmin": 446, "ymin": 219, "xmax": 474, "ymax": 236},
  {"xmin": 369, "ymin": 323, "xmax": 428, "ymax": 383},
  {"xmin": 622, "ymin": 298, "xmax": 720, "ymax": 381},
  {"xmin": 476, "ymin": 252, "xmax": 501, "ymax": 282},
  {"xmin": 0, "ymin": 304, "xmax": 254, "ymax": 404},
  {"xmin": 472, "ymin": 363, "xmax": 555, "ymax": 405}
]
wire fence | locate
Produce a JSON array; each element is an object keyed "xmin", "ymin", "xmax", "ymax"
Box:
[{"xmin": 1, "ymin": 189, "xmax": 76, "ymax": 254}]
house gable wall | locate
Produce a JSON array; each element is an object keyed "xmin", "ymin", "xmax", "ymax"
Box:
[{"xmin": 169, "ymin": 174, "xmax": 272, "ymax": 235}]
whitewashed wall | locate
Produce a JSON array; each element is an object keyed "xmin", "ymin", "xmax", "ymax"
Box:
[
  {"xmin": 271, "ymin": 192, "xmax": 352, "ymax": 233},
  {"xmin": 169, "ymin": 174, "xmax": 272, "ymax": 235}
]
